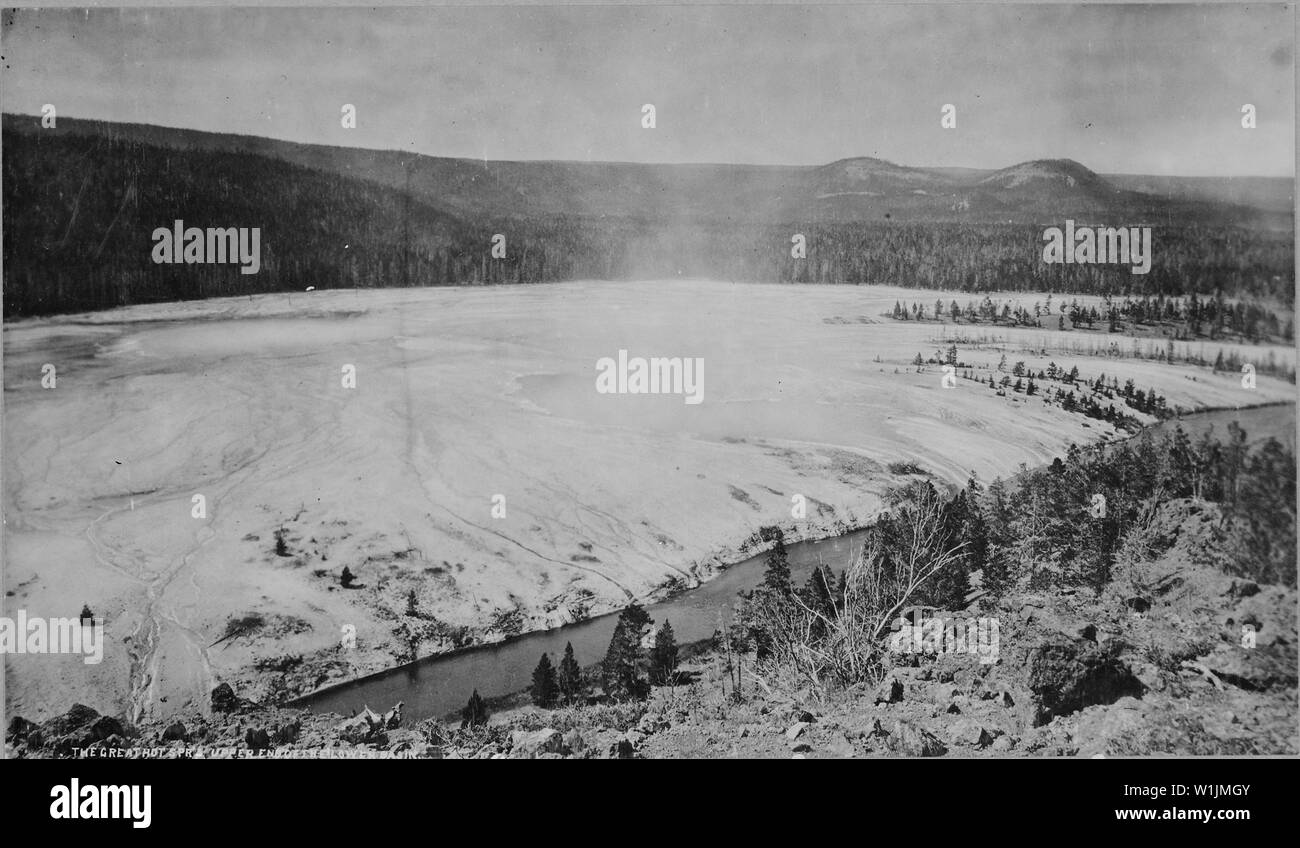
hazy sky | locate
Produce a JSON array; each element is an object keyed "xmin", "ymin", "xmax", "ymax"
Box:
[{"xmin": 1, "ymin": 3, "xmax": 1294, "ymax": 176}]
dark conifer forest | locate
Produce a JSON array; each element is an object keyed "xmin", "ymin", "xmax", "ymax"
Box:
[{"xmin": 3, "ymin": 115, "xmax": 1294, "ymax": 318}]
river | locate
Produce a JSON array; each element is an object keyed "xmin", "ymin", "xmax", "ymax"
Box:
[{"xmin": 295, "ymin": 401, "xmax": 1294, "ymax": 723}]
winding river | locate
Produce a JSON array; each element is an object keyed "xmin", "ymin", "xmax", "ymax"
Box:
[{"xmin": 296, "ymin": 402, "xmax": 1294, "ymax": 723}]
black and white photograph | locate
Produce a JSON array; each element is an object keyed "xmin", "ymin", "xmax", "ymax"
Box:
[{"xmin": 0, "ymin": 0, "xmax": 1296, "ymax": 813}]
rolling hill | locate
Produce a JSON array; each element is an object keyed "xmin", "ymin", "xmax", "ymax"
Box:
[
  {"xmin": 7, "ymin": 114, "xmax": 1291, "ymax": 226},
  {"xmin": 2, "ymin": 113, "xmax": 1294, "ymax": 317}
]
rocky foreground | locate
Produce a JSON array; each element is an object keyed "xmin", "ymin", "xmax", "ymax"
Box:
[{"xmin": 7, "ymin": 498, "xmax": 1296, "ymax": 760}]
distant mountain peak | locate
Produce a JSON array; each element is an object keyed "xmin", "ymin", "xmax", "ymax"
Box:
[
  {"xmin": 5, "ymin": 113, "xmax": 1285, "ymax": 228},
  {"xmin": 815, "ymin": 156, "xmax": 947, "ymax": 191},
  {"xmin": 978, "ymin": 158, "xmax": 1111, "ymax": 192},
  {"xmin": 822, "ymin": 155, "xmax": 904, "ymax": 170}
]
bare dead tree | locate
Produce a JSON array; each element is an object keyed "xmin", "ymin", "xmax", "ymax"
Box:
[{"xmin": 739, "ymin": 482, "xmax": 967, "ymax": 694}]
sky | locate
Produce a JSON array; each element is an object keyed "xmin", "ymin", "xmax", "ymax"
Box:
[{"xmin": 0, "ymin": 3, "xmax": 1294, "ymax": 176}]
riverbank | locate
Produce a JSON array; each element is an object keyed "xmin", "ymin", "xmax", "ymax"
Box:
[
  {"xmin": 12, "ymin": 476, "xmax": 1295, "ymax": 758},
  {"xmin": 291, "ymin": 401, "xmax": 1296, "ymax": 723},
  {"xmin": 290, "ymin": 522, "xmax": 875, "ymax": 721}
]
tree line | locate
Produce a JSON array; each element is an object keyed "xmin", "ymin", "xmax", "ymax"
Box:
[
  {"xmin": 888, "ymin": 291, "xmax": 1293, "ymax": 345},
  {"xmin": 459, "ymin": 614, "xmax": 680, "ymax": 727},
  {"xmin": 452, "ymin": 418, "xmax": 1293, "ymax": 718},
  {"xmin": 915, "ymin": 346, "xmax": 1172, "ymax": 427},
  {"xmin": 5, "ymin": 128, "xmax": 1294, "ymax": 317},
  {"xmin": 725, "ymin": 421, "xmax": 1295, "ymax": 693}
]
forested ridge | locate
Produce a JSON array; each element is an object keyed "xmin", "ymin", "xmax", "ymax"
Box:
[{"xmin": 3, "ymin": 116, "xmax": 1293, "ymax": 317}]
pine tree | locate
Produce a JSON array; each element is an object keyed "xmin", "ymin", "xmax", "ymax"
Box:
[
  {"xmin": 920, "ymin": 491, "xmax": 971, "ymax": 608},
  {"xmin": 340, "ymin": 566, "xmax": 355, "ymax": 588},
  {"xmin": 649, "ymin": 621, "xmax": 679, "ymax": 686},
  {"xmin": 557, "ymin": 641, "xmax": 584, "ymax": 705},
  {"xmin": 602, "ymin": 604, "xmax": 651, "ymax": 700},
  {"xmin": 461, "ymin": 689, "xmax": 488, "ymax": 728},
  {"xmin": 762, "ymin": 529, "xmax": 792, "ymax": 593},
  {"xmin": 981, "ymin": 478, "xmax": 1012, "ymax": 591},
  {"xmin": 961, "ymin": 479, "xmax": 992, "ymax": 592},
  {"xmin": 530, "ymin": 652, "xmax": 559, "ymax": 707}
]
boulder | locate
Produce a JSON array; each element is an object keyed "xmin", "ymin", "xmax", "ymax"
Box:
[
  {"xmin": 1072, "ymin": 698, "xmax": 1148, "ymax": 758},
  {"xmin": 1226, "ymin": 579, "xmax": 1261, "ymax": 599},
  {"xmin": 210, "ymin": 683, "xmax": 240, "ymax": 713},
  {"xmin": 161, "ymin": 721, "xmax": 188, "ymax": 743},
  {"xmin": 930, "ymin": 682, "xmax": 958, "ymax": 703},
  {"xmin": 337, "ymin": 707, "xmax": 386, "ymax": 744},
  {"xmin": 785, "ymin": 721, "xmax": 811, "ymax": 741},
  {"xmin": 6, "ymin": 716, "xmax": 36, "ymax": 743},
  {"xmin": 1124, "ymin": 597, "xmax": 1151, "ymax": 614},
  {"xmin": 510, "ymin": 728, "xmax": 566, "ymax": 759},
  {"xmin": 244, "ymin": 727, "xmax": 271, "ymax": 751},
  {"xmin": 89, "ymin": 715, "xmax": 125, "ymax": 742},
  {"xmin": 1203, "ymin": 645, "xmax": 1296, "ymax": 691},
  {"xmin": 1128, "ymin": 661, "xmax": 1167, "ymax": 693},
  {"xmin": 273, "ymin": 720, "xmax": 301, "ymax": 745},
  {"xmin": 562, "ymin": 729, "xmax": 586, "ymax": 755},
  {"xmin": 947, "ymin": 718, "xmax": 994, "ymax": 748},
  {"xmin": 874, "ymin": 673, "xmax": 905, "ymax": 705},
  {"xmin": 1027, "ymin": 634, "xmax": 1143, "ymax": 725},
  {"xmin": 385, "ymin": 729, "xmax": 424, "ymax": 754},
  {"xmin": 41, "ymin": 704, "xmax": 100, "ymax": 737},
  {"xmin": 887, "ymin": 721, "xmax": 947, "ymax": 757}
]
